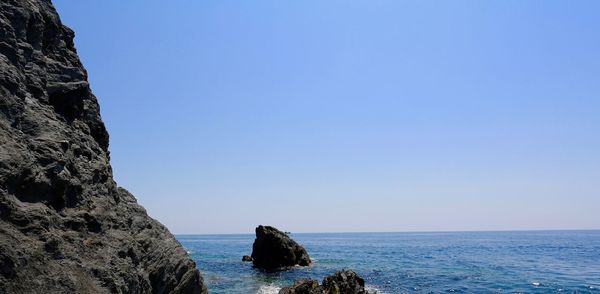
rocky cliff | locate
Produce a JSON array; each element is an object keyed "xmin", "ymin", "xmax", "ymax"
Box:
[{"xmin": 0, "ymin": 0, "xmax": 206, "ymax": 293}]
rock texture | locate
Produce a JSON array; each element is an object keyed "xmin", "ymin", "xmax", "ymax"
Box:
[
  {"xmin": 321, "ymin": 270, "xmax": 372, "ymax": 294},
  {"xmin": 279, "ymin": 270, "xmax": 374, "ymax": 294},
  {"xmin": 0, "ymin": 0, "xmax": 206, "ymax": 293},
  {"xmin": 251, "ymin": 225, "xmax": 311, "ymax": 271},
  {"xmin": 279, "ymin": 279, "xmax": 321, "ymax": 294}
]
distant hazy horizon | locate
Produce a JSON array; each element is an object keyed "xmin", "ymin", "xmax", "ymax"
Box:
[
  {"xmin": 174, "ymin": 229, "xmax": 600, "ymax": 236},
  {"xmin": 54, "ymin": 1, "xmax": 600, "ymax": 234}
]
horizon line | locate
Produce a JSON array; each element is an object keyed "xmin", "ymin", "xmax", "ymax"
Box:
[{"xmin": 173, "ymin": 228, "xmax": 600, "ymax": 236}]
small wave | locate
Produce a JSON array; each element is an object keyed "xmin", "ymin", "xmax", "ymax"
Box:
[
  {"xmin": 257, "ymin": 284, "xmax": 281, "ymax": 294},
  {"xmin": 366, "ymin": 284, "xmax": 387, "ymax": 294},
  {"xmin": 532, "ymin": 282, "xmax": 540, "ymax": 286},
  {"xmin": 207, "ymin": 275, "xmax": 224, "ymax": 282}
]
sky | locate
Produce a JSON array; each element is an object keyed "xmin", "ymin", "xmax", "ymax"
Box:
[{"xmin": 53, "ymin": 1, "xmax": 600, "ymax": 234}]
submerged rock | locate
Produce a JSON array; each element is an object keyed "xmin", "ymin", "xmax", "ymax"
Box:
[
  {"xmin": 279, "ymin": 269, "xmax": 374, "ymax": 294},
  {"xmin": 0, "ymin": 1, "xmax": 206, "ymax": 293},
  {"xmin": 251, "ymin": 225, "xmax": 311, "ymax": 270}
]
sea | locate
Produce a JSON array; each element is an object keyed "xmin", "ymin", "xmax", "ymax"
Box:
[{"xmin": 177, "ymin": 230, "xmax": 600, "ymax": 293}]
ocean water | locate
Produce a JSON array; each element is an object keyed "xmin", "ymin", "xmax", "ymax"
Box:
[{"xmin": 177, "ymin": 230, "xmax": 600, "ymax": 293}]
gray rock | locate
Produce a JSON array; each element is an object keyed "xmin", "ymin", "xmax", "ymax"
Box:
[
  {"xmin": 0, "ymin": 1, "xmax": 206, "ymax": 293},
  {"xmin": 322, "ymin": 269, "xmax": 372, "ymax": 294},
  {"xmin": 251, "ymin": 225, "xmax": 311, "ymax": 270},
  {"xmin": 279, "ymin": 279, "xmax": 322, "ymax": 294},
  {"xmin": 279, "ymin": 270, "xmax": 374, "ymax": 294}
]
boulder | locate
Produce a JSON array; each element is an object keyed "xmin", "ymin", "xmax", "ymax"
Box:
[
  {"xmin": 279, "ymin": 270, "xmax": 374, "ymax": 294},
  {"xmin": 242, "ymin": 255, "xmax": 253, "ymax": 262},
  {"xmin": 279, "ymin": 279, "xmax": 322, "ymax": 294},
  {"xmin": 251, "ymin": 225, "xmax": 311, "ymax": 270},
  {"xmin": 322, "ymin": 269, "xmax": 371, "ymax": 294}
]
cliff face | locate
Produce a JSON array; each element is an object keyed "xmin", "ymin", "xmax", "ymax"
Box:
[{"xmin": 0, "ymin": 1, "xmax": 206, "ymax": 293}]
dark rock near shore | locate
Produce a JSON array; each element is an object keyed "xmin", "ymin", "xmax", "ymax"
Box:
[
  {"xmin": 322, "ymin": 269, "xmax": 371, "ymax": 294},
  {"xmin": 279, "ymin": 270, "xmax": 374, "ymax": 294},
  {"xmin": 279, "ymin": 279, "xmax": 321, "ymax": 294},
  {"xmin": 0, "ymin": 1, "xmax": 206, "ymax": 293},
  {"xmin": 242, "ymin": 255, "xmax": 252, "ymax": 262},
  {"xmin": 251, "ymin": 225, "xmax": 311, "ymax": 270}
]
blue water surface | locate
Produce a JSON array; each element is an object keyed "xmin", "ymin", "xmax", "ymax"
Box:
[{"xmin": 177, "ymin": 230, "xmax": 600, "ymax": 293}]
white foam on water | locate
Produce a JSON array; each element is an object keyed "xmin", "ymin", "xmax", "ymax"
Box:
[
  {"xmin": 366, "ymin": 284, "xmax": 387, "ymax": 294},
  {"xmin": 257, "ymin": 284, "xmax": 281, "ymax": 294},
  {"xmin": 532, "ymin": 282, "xmax": 540, "ymax": 286}
]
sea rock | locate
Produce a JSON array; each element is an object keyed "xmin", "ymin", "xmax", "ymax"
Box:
[
  {"xmin": 251, "ymin": 225, "xmax": 311, "ymax": 270},
  {"xmin": 279, "ymin": 270, "xmax": 374, "ymax": 294},
  {"xmin": 242, "ymin": 255, "xmax": 253, "ymax": 262},
  {"xmin": 0, "ymin": 1, "xmax": 206, "ymax": 293},
  {"xmin": 279, "ymin": 279, "xmax": 322, "ymax": 294},
  {"xmin": 322, "ymin": 269, "xmax": 371, "ymax": 294}
]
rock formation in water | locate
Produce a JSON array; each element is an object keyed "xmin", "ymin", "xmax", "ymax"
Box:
[
  {"xmin": 279, "ymin": 269, "xmax": 374, "ymax": 294},
  {"xmin": 279, "ymin": 279, "xmax": 322, "ymax": 294},
  {"xmin": 251, "ymin": 225, "xmax": 311, "ymax": 270},
  {"xmin": 0, "ymin": 0, "xmax": 206, "ymax": 293}
]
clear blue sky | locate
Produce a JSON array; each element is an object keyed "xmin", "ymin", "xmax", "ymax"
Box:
[{"xmin": 53, "ymin": 1, "xmax": 600, "ymax": 234}]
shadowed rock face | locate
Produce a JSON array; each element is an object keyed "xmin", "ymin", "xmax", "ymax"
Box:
[
  {"xmin": 0, "ymin": 0, "xmax": 206, "ymax": 293},
  {"xmin": 279, "ymin": 270, "xmax": 374, "ymax": 294},
  {"xmin": 251, "ymin": 225, "xmax": 311, "ymax": 271}
]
